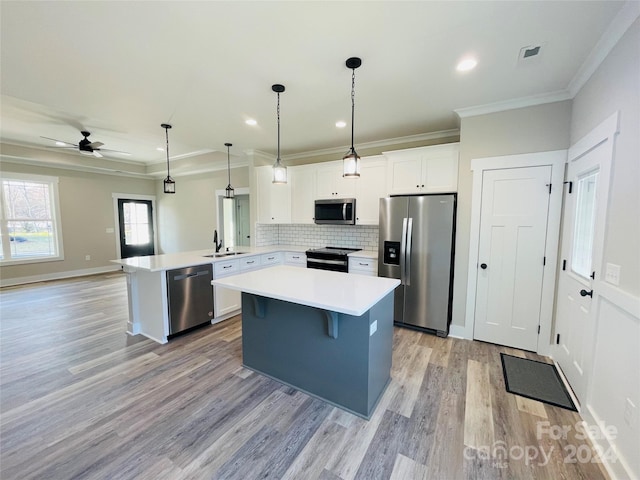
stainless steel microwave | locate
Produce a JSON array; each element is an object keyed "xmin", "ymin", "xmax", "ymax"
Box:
[{"xmin": 314, "ymin": 198, "xmax": 356, "ymax": 225}]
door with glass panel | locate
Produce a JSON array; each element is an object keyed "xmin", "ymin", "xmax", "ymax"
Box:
[
  {"xmin": 554, "ymin": 141, "xmax": 610, "ymax": 404},
  {"xmin": 117, "ymin": 199, "xmax": 155, "ymax": 258}
]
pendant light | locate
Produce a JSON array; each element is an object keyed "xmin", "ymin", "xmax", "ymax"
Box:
[
  {"xmin": 343, "ymin": 57, "xmax": 362, "ymax": 178},
  {"xmin": 271, "ymin": 84, "xmax": 287, "ymax": 184},
  {"xmin": 161, "ymin": 123, "xmax": 175, "ymax": 194},
  {"xmin": 224, "ymin": 142, "xmax": 234, "ymax": 199}
]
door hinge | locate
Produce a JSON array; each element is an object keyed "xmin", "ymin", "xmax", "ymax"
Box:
[
  {"xmin": 556, "ymin": 333, "xmax": 560, "ymax": 344},
  {"xmin": 538, "ymin": 325, "xmax": 541, "ymax": 335},
  {"xmin": 546, "ymin": 183, "xmax": 552, "ymax": 194},
  {"xmin": 543, "ymin": 256, "xmax": 546, "ymax": 266},
  {"xmin": 563, "ymin": 181, "xmax": 573, "ymax": 194},
  {"xmin": 562, "ymin": 259, "xmax": 567, "ymax": 271}
]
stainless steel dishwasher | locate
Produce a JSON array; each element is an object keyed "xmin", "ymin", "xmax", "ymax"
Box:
[{"xmin": 166, "ymin": 264, "xmax": 214, "ymax": 335}]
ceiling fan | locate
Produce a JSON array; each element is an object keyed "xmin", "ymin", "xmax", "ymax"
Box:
[{"xmin": 41, "ymin": 131, "xmax": 131, "ymax": 158}]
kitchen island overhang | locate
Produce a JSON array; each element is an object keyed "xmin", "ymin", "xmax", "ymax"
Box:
[{"xmin": 212, "ymin": 266, "xmax": 400, "ymax": 419}]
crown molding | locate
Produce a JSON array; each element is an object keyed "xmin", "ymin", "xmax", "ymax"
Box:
[
  {"xmin": 281, "ymin": 129, "xmax": 460, "ymax": 162},
  {"xmin": 454, "ymin": 90, "xmax": 572, "ymax": 119},
  {"xmin": 567, "ymin": 0, "xmax": 640, "ymax": 97}
]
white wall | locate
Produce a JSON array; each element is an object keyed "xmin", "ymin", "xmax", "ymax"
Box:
[{"xmin": 568, "ymin": 18, "xmax": 639, "ymax": 480}]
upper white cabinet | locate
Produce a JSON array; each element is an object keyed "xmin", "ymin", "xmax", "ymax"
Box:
[
  {"xmin": 290, "ymin": 164, "xmax": 316, "ymax": 224},
  {"xmin": 255, "ymin": 165, "xmax": 291, "ymax": 224},
  {"xmin": 356, "ymin": 156, "xmax": 388, "ymax": 225},
  {"xmin": 384, "ymin": 143, "xmax": 459, "ymax": 195},
  {"xmin": 316, "ymin": 161, "xmax": 357, "ymax": 199}
]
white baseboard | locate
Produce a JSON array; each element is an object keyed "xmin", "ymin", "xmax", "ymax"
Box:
[
  {"xmin": 582, "ymin": 405, "xmax": 638, "ymax": 480},
  {"xmin": 0, "ymin": 265, "xmax": 122, "ymax": 287}
]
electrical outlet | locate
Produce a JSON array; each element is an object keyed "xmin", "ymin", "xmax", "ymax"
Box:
[
  {"xmin": 106, "ymin": 227, "xmax": 114, "ymax": 234},
  {"xmin": 85, "ymin": 255, "xmax": 91, "ymax": 261},
  {"xmin": 624, "ymin": 398, "xmax": 637, "ymax": 426},
  {"xmin": 605, "ymin": 263, "xmax": 621, "ymax": 285},
  {"xmin": 369, "ymin": 320, "xmax": 378, "ymax": 336}
]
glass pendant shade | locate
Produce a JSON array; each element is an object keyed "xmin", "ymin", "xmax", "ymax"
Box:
[
  {"xmin": 272, "ymin": 84, "xmax": 287, "ymax": 184},
  {"xmin": 343, "ymin": 148, "xmax": 360, "ymax": 178},
  {"xmin": 163, "ymin": 176, "xmax": 176, "ymax": 194},
  {"xmin": 272, "ymin": 158, "xmax": 287, "ymax": 184}
]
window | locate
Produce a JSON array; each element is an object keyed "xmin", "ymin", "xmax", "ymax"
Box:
[
  {"xmin": 571, "ymin": 169, "xmax": 599, "ymax": 279},
  {"xmin": 0, "ymin": 173, "xmax": 63, "ymax": 264}
]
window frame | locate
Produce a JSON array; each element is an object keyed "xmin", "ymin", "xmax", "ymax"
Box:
[{"xmin": 0, "ymin": 172, "xmax": 64, "ymax": 265}]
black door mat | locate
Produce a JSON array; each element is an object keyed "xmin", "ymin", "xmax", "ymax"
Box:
[{"xmin": 500, "ymin": 353, "xmax": 577, "ymax": 412}]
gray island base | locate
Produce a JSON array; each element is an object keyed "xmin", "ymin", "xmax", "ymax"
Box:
[{"xmin": 241, "ymin": 291, "xmax": 394, "ymax": 419}]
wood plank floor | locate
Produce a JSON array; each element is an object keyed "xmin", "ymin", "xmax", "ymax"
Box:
[{"xmin": 0, "ymin": 273, "xmax": 609, "ymax": 479}]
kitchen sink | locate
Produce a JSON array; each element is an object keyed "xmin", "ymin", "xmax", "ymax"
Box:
[{"xmin": 202, "ymin": 252, "xmax": 247, "ymax": 258}]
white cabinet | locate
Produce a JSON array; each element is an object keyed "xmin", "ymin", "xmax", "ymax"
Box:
[
  {"xmin": 349, "ymin": 256, "xmax": 378, "ymax": 276},
  {"xmin": 284, "ymin": 251, "xmax": 306, "ymax": 267},
  {"xmin": 256, "ymin": 165, "xmax": 291, "ymax": 224},
  {"xmin": 214, "ymin": 285, "xmax": 241, "ymax": 318},
  {"xmin": 239, "ymin": 255, "xmax": 261, "ymax": 271},
  {"xmin": 356, "ymin": 156, "xmax": 388, "ymax": 225},
  {"xmin": 290, "ymin": 165, "xmax": 316, "ymax": 224},
  {"xmin": 261, "ymin": 252, "xmax": 283, "ymax": 266},
  {"xmin": 384, "ymin": 143, "xmax": 459, "ymax": 195},
  {"xmin": 213, "ymin": 258, "xmax": 241, "ymax": 320},
  {"xmin": 316, "ymin": 161, "xmax": 357, "ymax": 199}
]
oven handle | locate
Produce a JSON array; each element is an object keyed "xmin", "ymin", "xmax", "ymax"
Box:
[{"xmin": 307, "ymin": 258, "xmax": 347, "ymax": 266}]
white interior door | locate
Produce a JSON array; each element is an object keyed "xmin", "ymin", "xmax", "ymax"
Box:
[
  {"xmin": 473, "ymin": 166, "xmax": 552, "ymax": 351},
  {"xmin": 554, "ymin": 138, "xmax": 612, "ymax": 404}
]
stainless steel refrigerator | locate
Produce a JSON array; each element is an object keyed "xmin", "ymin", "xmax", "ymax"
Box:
[{"xmin": 378, "ymin": 194, "xmax": 456, "ymax": 336}]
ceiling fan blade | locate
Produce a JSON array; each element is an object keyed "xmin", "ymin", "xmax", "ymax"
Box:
[
  {"xmin": 40, "ymin": 136, "xmax": 78, "ymax": 147},
  {"xmin": 99, "ymin": 148, "xmax": 132, "ymax": 156},
  {"xmin": 93, "ymin": 150, "xmax": 103, "ymax": 158},
  {"xmin": 87, "ymin": 141, "xmax": 104, "ymax": 149}
]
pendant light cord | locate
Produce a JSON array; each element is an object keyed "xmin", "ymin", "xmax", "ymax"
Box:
[
  {"xmin": 350, "ymin": 68, "xmax": 356, "ymax": 151},
  {"xmin": 165, "ymin": 127, "xmax": 170, "ymax": 176},
  {"xmin": 227, "ymin": 145, "xmax": 231, "ymax": 185},
  {"xmin": 277, "ymin": 91, "xmax": 281, "ymax": 161}
]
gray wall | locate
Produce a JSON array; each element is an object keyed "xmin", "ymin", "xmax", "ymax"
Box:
[
  {"xmin": 0, "ymin": 162, "xmax": 156, "ymax": 282},
  {"xmin": 451, "ymin": 101, "xmax": 573, "ymax": 328},
  {"xmin": 156, "ymin": 166, "xmax": 249, "ymax": 254},
  {"xmin": 570, "ymin": 18, "xmax": 639, "ymax": 296}
]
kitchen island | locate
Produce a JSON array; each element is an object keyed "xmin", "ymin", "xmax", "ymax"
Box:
[{"xmin": 212, "ymin": 265, "xmax": 400, "ymax": 419}]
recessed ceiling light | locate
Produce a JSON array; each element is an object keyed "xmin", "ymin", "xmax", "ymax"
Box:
[
  {"xmin": 55, "ymin": 141, "xmax": 66, "ymax": 146},
  {"xmin": 456, "ymin": 57, "xmax": 478, "ymax": 72},
  {"xmin": 245, "ymin": 119, "xmax": 257, "ymax": 126},
  {"xmin": 335, "ymin": 121, "xmax": 347, "ymax": 128}
]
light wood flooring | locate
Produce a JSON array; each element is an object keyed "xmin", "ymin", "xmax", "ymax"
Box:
[{"xmin": 0, "ymin": 273, "xmax": 609, "ymax": 479}]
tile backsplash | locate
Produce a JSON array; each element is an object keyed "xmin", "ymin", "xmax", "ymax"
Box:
[{"xmin": 256, "ymin": 223, "xmax": 379, "ymax": 250}]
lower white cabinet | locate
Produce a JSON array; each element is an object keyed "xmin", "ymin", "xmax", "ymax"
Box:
[
  {"xmin": 349, "ymin": 256, "xmax": 378, "ymax": 276},
  {"xmin": 214, "ymin": 285, "xmax": 241, "ymax": 318},
  {"xmin": 284, "ymin": 251, "xmax": 306, "ymax": 267},
  {"xmin": 261, "ymin": 252, "xmax": 283, "ymax": 266}
]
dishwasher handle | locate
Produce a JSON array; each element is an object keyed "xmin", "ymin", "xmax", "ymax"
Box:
[{"xmin": 173, "ymin": 270, "xmax": 210, "ymax": 281}]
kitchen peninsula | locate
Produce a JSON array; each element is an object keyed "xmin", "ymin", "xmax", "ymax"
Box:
[{"xmin": 212, "ymin": 265, "xmax": 400, "ymax": 418}]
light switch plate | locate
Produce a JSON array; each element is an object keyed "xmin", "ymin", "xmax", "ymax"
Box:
[
  {"xmin": 369, "ymin": 320, "xmax": 377, "ymax": 336},
  {"xmin": 106, "ymin": 227, "xmax": 115, "ymax": 234},
  {"xmin": 605, "ymin": 263, "xmax": 621, "ymax": 285}
]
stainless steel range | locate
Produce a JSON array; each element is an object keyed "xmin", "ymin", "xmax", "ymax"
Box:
[{"xmin": 305, "ymin": 246, "xmax": 362, "ymax": 273}]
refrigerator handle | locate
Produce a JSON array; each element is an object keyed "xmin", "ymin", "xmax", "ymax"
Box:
[
  {"xmin": 405, "ymin": 218, "xmax": 413, "ymax": 286},
  {"xmin": 400, "ymin": 218, "xmax": 408, "ymax": 285}
]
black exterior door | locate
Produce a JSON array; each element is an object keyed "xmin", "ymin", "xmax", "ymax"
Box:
[{"xmin": 117, "ymin": 199, "xmax": 155, "ymax": 258}]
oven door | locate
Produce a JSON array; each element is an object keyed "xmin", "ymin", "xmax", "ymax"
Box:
[
  {"xmin": 314, "ymin": 199, "xmax": 356, "ymax": 225},
  {"xmin": 306, "ymin": 257, "xmax": 348, "ymax": 272}
]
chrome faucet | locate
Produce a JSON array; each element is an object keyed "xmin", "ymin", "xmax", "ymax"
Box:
[{"xmin": 213, "ymin": 230, "xmax": 222, "ymax": 252}]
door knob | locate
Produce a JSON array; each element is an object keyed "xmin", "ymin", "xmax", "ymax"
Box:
[
  {"xmin": 480, "ymin": 263, "xmax": 488, "ymax": 270},
  {"xmin": 579, "ymin": 289, "xmax": 593, "ymax": 297}
]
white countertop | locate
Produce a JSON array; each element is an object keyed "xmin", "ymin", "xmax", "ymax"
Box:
[
  {"xmin": 211, "ymin": 265, "xmax": 399, "ymax": 316},
  {"xmin": 112, "ymin": 245, "xmax": 379, "ymax": 273},
  {"xmin": 111, "ymin": 245, "xmax": 308, "ymax": 272}
]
